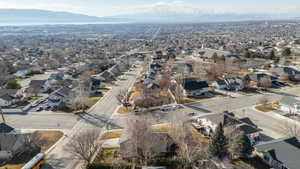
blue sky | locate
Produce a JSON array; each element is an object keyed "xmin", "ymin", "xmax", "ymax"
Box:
[{"xmin": 0, "ymin": 0, "xmax": 299, "ymax": 16}]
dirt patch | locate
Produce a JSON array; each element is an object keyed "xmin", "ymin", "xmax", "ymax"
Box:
[
  {"xmin": 116, "ymin": 106, "xmax": 133, "ymax": 114},
  {"xmin": 35, "ymin": 130, "xmax": 64, "ymax": 152},
  {"xmin": 152, "ymin": 123, "xmax": 171, "ymax": 133},
  {"xmin": 86, "ymin": 96, "xmax": 102, "ymax": 108},
  {"xmin": 101, "ymin": 130, "xmax": 123, "ymax": 140},
  {"xmin": 0, "ymin": 164, "xmax": 24, "ymax": 169}
]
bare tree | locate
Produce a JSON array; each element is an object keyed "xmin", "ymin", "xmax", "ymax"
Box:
[
  {"xmin": 124, "ymin": 115, "xmax": 167, "ymax": 166},
  {"xmin": 280, "ymin": 73, "xmax": 290, "ymax": 81},
  {"xmin": 169, "ymin": 112, "xmax": 206, "ymax": 169},
  {"xmin": 23, "ymin": 132, "xmax": 48, "ymax": 150},
  {"xmin": 116, "ymin": 89, "xmax": 129, "ymax": 106},
  {"xmin": 283, "ymin": 122, "xmax": 300, "ymax": 140},
  {"xmin": 67, "ymin": 72, "xmax": 91, "ymax": 112},
  {"xmin": 67, "ymin": 87, "xmax": 89, "ymax": 112},
  {"xmin": 157, "ymin": 73, "xmax": 171, "ymax": 90},
  {"xmin": 172, "ymin": 74, "xmax": 185, "ymax": 104},
  {"xmin": 259, "ymin": 95, "xmax": 269, "ymax": 105},
  {"xmin": 259, "ymin": 77, "xmax": 272, "ymax": 89},
  {"xmin": 68, "ymin": 129, "xmax": 103, "ymax": 164}
]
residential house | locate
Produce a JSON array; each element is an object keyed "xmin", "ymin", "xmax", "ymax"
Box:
[
  {"xmin": 254, "ymin": 137, "xmax": 300, "ymax": 169},
  {"xmin": 272, "ymin": 67, "xmax": 300, "ymax": 81},
  {"xmin": 84, "ymin": 78, "xmax": 101, "ymax": 96},
  {"xmin": 14, "ymin": 70, "xmax": 29, "ymax": 78},
  {"xmin": 212, "ymin": 77, "xmax": 244, "ymax": 91},
  {"xmin": 149, "ymin": 63, "xmax": 162, "ymax": 72},
  {"xmin": 0, "ymin": 123, "xmax": 27, "ymax": 162},
  {"xmin": 182, "ymin": 80, "xmax": 209, "ymax": 97},
  {"xmin": 245, "ymin": 73, "xmax": 276, "ymax": 87},
  {"xmin": 196, "ymin": 112, "xmax": 260, "ymax": 145},
  {"xmin": 0, "ymin": 89, "xmax": 19, "ymax": 107},
  {"xmin": 279, "ymin": 96, "xmax": 300, "ymax": 115},
  {"xmin": 96, "ymin": 71, "xmax": 114, "ymax": 82},
  {"xmin": 109, "ymin": 65, "xmax": 121, "ymax": 77},
  {"xmin": 27, "ymin": 80, "xmax": 50, "ymax": 95},
  {"xmin": 48, "ymin": 86, "xmax": 72, "ymax": 108},
  {"xmin": 171, "ymin": 61, "xmax": 193, "ymax": 74}
]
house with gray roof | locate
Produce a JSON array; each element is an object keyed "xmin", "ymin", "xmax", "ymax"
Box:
[
  {"xmin": 109, "ymin": 65, "xmax": 121, "ymax": 77},
  {"xmin": 254, "ymin": 137, "xmax": 300, "ymax": 169},
  {"xmin": 197, "ymin": 112, "xmax": 260, "ymax": 144},
  {"xmin": 272, "ymin": 67, "xmax": 300, "ymax": 81},
  {"xmin": 171, "ymin": 61, "xmax": 193, "ymax": 74},
  {"xmin": 0, "ymin": 123, "xmax": 27, "ymax": 163},
  {"xmin": 0, "ymin": 89, "xmax": 19, "ymax": 107},
  {"xmin": 212, "ymin": 77, "xmax": 244, "ymax": 91}
]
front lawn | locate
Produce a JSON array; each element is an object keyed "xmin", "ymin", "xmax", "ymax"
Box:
[
  {"xmin": 35, "ymin": 130, "xmax": 64, "ymax": 152},
  {"xmin": 101, "ymin": 130, "xmax": 123, "ymax": 140},
  {"xmin": 116, "ymin": 106, "xmax": 133, "ymax": 114},
  {"xmin": 101, "ymin": 82, "xmax": 113, "ymax": 88},
  {"xmin": 86, "ymin": 96, "xmax": 102, "ymax": 108},
  {"xmin": 255, "ymin": 104, "xmax": 278, "ymax": 112},
  {"xmin": 27, "ymin": 96, "xmax": 42, "ymax": 103}
]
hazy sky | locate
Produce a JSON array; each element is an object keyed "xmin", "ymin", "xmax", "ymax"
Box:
[{"xmin": 0, "ymin": 0, "xmax": 299, "ymax": 16}]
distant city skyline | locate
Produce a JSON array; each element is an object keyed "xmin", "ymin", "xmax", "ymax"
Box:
[{"xmin": 0, "ymin": 0, "xmax": 299, "ymax": 17}]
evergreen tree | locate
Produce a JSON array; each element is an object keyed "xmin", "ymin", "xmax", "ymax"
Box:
[
  {"xmin": 244, "ymin": 51, "xmax": 251, "ymax": 58},
  {"xmin": 207, "ymin": 123, "xmax": 227, "ymax": 159},
  {"xmin": 212, "ymin": 52, "xmax": 218, "ymax": 62},
  {"xmin": 268, "ymin": 50, "xmax": 276, "ymax": 60},
  {"xmin": 282, "ymin": 48, "xmax": 292, "ymax": 57},
  {"xmin": 227, "ymin": 131, "xmax": 253, "ymax": 160},
  {"xmin": 5, "ymin": 79, "xmax": 21, "ymax": 89}
]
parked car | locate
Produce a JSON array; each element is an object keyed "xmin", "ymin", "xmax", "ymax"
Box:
[
  {"xmin": 44, "ymin": 105, "xmax": 51, "ymax": 110},
  {"xmin": 37, "ymin": 107, "xmax": 43, "ymax": 112}
]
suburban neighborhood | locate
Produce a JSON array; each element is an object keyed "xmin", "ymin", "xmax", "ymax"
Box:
[{"xmin": 1, "ymin": 8, "xmax": 300, "ymax": 169}]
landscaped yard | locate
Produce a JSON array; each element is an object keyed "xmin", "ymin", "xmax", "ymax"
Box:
[
  {"xmin": 255, "ymin": 103, "xmax": 279, "ymax": 112},
  {"xmin": 27, "ymin": 96, "xmax": 42, "ymax": 103}
]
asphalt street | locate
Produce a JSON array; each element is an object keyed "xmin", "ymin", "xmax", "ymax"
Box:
[{"xmin": 41, "ymin": 64, "xmax": 142, "ymax": 169}]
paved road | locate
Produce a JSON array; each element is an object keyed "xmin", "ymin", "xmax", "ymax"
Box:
[
  {"xmin": 5, "ymin": 112, "xmax": 78, "ymax": 130},
  {"xmin": 110, "ymin": 86, "xmax": 300, "ymax": 139},
  {"xmin": 183, "ymin": 86, "xmax": 300, "ymax": 138},
  {"xmin": 42, "ymin": 64, "xmax": 142, "ymax": 169}
]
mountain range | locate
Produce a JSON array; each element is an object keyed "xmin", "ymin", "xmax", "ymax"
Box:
[
  {"xmin": 0, "ymin": 8, "xmax": 298, "ymax": 25},
  {"xmin": 0, "ymin": 9, "xmax": 126, "ymax": 25}
]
